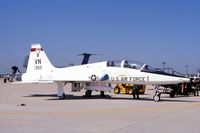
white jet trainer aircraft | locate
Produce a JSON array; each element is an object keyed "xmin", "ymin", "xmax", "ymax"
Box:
[{"xmin": 18, "ymin": 44, "xmax": 190, "ymax": 101}]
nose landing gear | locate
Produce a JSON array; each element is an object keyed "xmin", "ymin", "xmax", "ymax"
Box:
[{"xmin": 153, "ymin": 89, "xmax": 161, "ymax": 102}]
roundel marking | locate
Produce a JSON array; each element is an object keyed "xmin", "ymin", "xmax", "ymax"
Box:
[{"xmin": 91, "ymin": 74, "xmax": 97, "ymax": 81}]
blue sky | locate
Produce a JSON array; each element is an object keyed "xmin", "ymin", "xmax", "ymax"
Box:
[{"xmin": 0, "ymin": 0, "xmax": 200, "ymax": 74}]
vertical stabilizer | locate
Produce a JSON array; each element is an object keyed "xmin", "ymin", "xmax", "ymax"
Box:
[
  {"xmin": 22, "ymin": 44, "xmax": 55, "ymax": 82},
  {"xmin": 26, "ymin": 44, "xmax": 54, "ymax": 73}
]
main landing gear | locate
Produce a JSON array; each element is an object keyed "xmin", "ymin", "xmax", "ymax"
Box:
[
  {"xmin": 59, "ymin": 93, "xmax": 66, "ymax": 100},
  {"xmin": 85, "ymin": 90, "xmax": 105, "ymax": 97},
  {"xmin": 100, "ymin": 91, "xmax": 105, "ymax": 97},
  {"xmin": 85, "ymin": 90, "xmax": 92, "ymax": 97},
  {"xmin": 57, "ymin": 82, "xmax": 66, "ymax": 100}
]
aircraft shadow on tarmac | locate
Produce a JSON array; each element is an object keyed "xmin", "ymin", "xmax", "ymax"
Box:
[{"xmin": 24, "ymin": 94, "xmax": 199, "ymax": 103}]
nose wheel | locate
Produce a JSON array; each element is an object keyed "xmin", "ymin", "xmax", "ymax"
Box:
[
  {"xmin": 153, "ymin": 90, "xmax": 161, "ymax": 102},
  {"xmin": 153, "ymin": 94, "xmax": 160, "ymax": 102}
]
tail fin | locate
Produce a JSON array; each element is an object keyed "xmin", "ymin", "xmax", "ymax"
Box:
[
  {"xmin": 21, "ymin": 44, "xmax": 55, "ymax": 83},
  {"xmin": 26, "ymin": 44, "xmax": 55, "ymax": 73}
]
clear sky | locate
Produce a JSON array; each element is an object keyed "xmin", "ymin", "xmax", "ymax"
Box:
[{"xmin": 0, "ymin": 0, "xmax": 199, "ymax": 74}]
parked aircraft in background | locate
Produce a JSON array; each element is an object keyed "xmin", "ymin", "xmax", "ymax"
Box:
[
  {"xmin": 16, "ymin": 44, "xmax": 190, "ymax": 101},
  {"xmin": 78, "ymin": 53, "xmax": 101, "ymax": 65}
]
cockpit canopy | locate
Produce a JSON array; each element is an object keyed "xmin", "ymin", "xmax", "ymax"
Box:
[
  {"xmin": 107, "ymin": 60, "xmax": 158, "ymax": 72},
  {"xmin": 106, "ymin": 60, "xmax": 185, "ymax": 77}
]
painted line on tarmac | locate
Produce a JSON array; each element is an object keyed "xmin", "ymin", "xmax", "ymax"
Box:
[{"xmin": 0, "ymin": 103, "xmax": 199, "ymax": 116}]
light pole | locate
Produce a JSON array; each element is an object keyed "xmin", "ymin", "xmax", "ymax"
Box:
[
  {"xmin": 185, "ymin": 65, "xmax": 189, "ymax": 76},
  {"xmin": 162, "ymin": 62, "xmax": 166, "ymax": 71}
]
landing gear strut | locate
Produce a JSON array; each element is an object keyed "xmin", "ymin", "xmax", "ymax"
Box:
[{"xmin": 57, "ymin": 82, "xmax": 66, "ymax": 100}]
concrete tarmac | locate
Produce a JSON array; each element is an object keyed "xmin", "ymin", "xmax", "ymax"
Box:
[{"xmin": 0, "ymin": 81, "xmax": 200, "ymax": 133}]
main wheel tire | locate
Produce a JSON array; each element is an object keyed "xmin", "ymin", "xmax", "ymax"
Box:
[
  {"xmin": 100, "ymin": 91, "xmax": 105, "ymax": 97},
  {"xmin": 169, "ymin": 91, "xmax": 175, "ymax": 98},
  {"xmin": 85, "ymin": 90, "xmax": 92, "ymax": 97},
  {"xmin": 4, "ymin": 78, "xmax": 7, "ymax": 83},
  {"xmin": 59, "ymin": 93, "xmax": 65, "ymax": 100},
  {"xmin": 153, "ymin": 95, "xmax": 160, "ymax": 102},
  {"xmin": 114, "ymin": 87, "xmax": 120, "ymax": 94}
]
